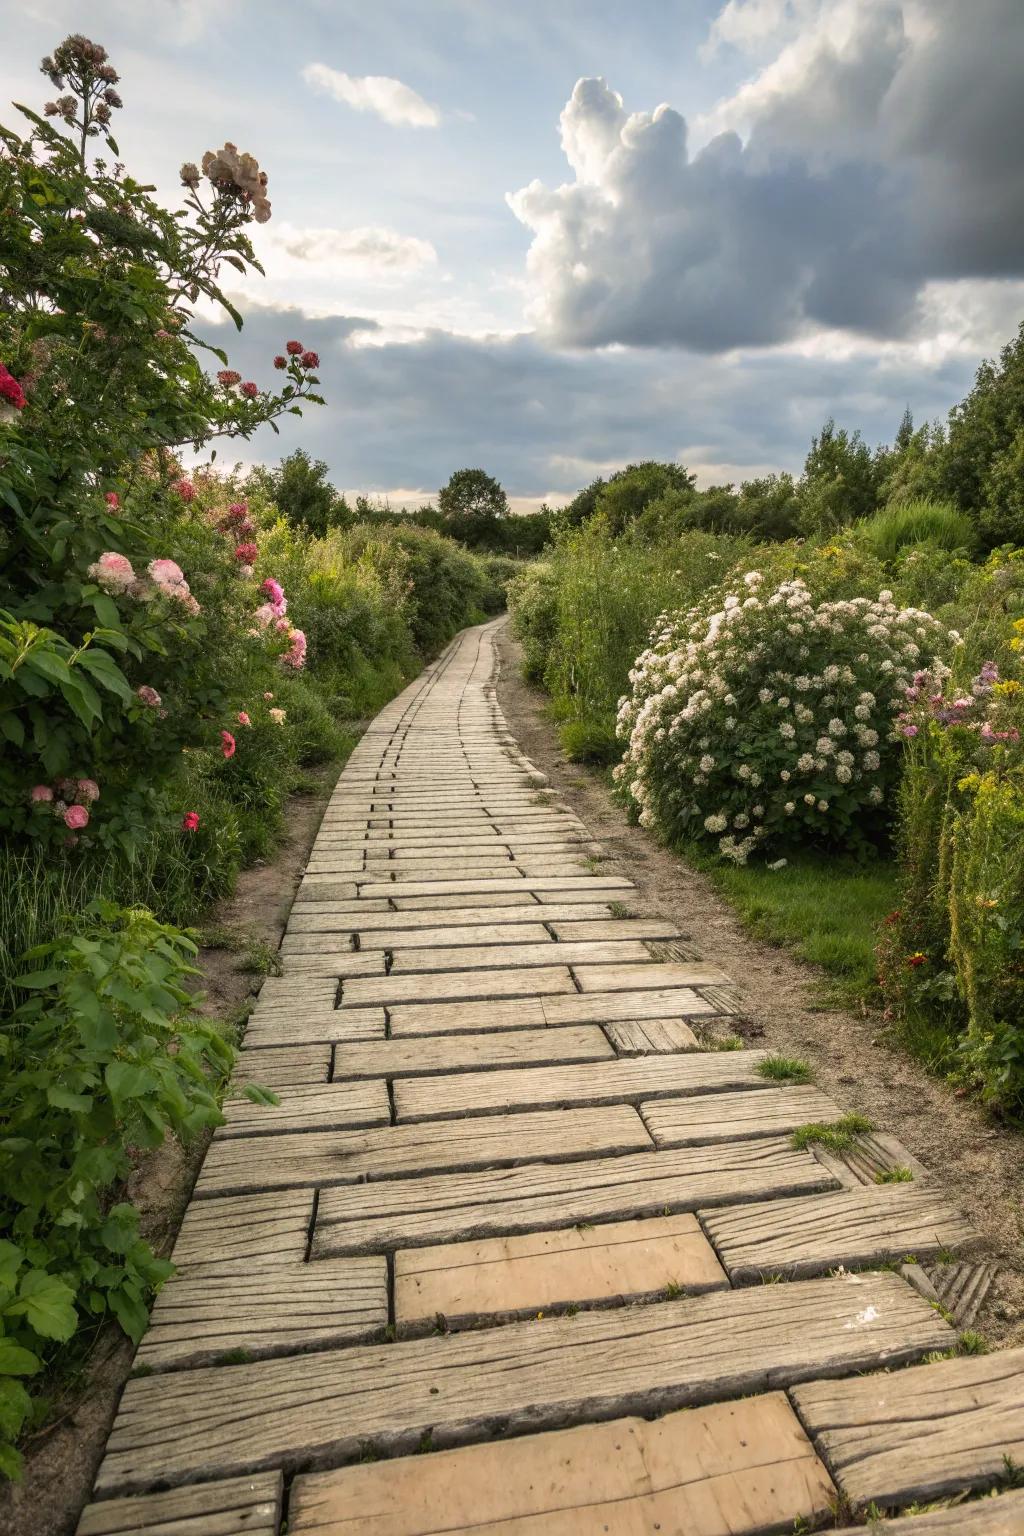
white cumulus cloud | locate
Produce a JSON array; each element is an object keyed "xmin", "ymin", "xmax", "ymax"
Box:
[
  {"xmin": 508, "ymin": 1, "xmax": 1024, "ymax": 353},
  {"xmin": 302, "ymin": 63, "xmax": 440, "ymax": 127},
  {"xmin": 272, "ymin": 223, "xmax": 437, "ymax": 274}
]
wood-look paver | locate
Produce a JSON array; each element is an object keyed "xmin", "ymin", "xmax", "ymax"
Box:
[{"xmin": 84, "ymin": 620, "xmax": 1010, "ymax": 1533}]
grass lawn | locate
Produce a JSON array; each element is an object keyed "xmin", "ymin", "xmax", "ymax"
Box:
[{"xmin": 679, "ymin": 844, "xmax": 899, "ymax": 1008}]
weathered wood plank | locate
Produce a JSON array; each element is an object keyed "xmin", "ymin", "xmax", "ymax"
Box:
[
  {"xmin": 242, "ymin": 1009, "xmax": 386, "ymax": 1049},
  {"xmin": 283, "ymin": 922, "xmax": 552, "ymax": 954},
  {"xmin": 573, "ymin": 961, "xmax": 731, "ymax": 991},
  {"xmin": 219, "ymin": 1080, "xmax": 392, "ymax": 1138},
  {"xmin": 170, "ymin": 1190, "xmax": 313, "ymax": 1271},
  {"xmin": 331, "ymin": 1025, "xmax": 614, "ymax": 1080},
  {"xmin": 549, "ymin": 917, "xmax": 681, "ymax": 942},
  {"xmin": 387, "ymin": 939, "xmax": 655, "ymax": 974},
  {"xmin": 394, "ymin": 1214, "xmax": 728, "ymax": 1334},
  {"xmin": 288, "ymin": 1394, "xmax": 836, "ymax": 1535},
  {"xmin": 831, "ymin": 1491, "xmax": 1024, "ymax": 1534},
  {"xmin": 388, "ymin": 986, "xmax": 717, "ymax": 1037},
  {"xmin": 700, "ymin": 1185, "xmax": 977, "ymax": 1283},
  {"xmin": 231, "ymin": 1043, "xmax": 331, "ymax": 1087},
  {"xmin": 606, "ymin": 1018, "xmax": 700, "ymax": 1053},
  {"xmin": 341, "ymin": 964, "xmax": 577, "ymax": 1008},
  {"xmin": 137, "ymin": 1259, "xmax": 386, "ymax": 1371},
  {"xmin": 355, "ymin": 876, "xmax": 635, "ymax": 899},
  {"xmin": 76, "ymin": 1472, "xmax": 283, "ymax": 1535},
  {"xmin": 95, "ymin": 1274, "xmax": 951, "ymax": 1495},
  {"xmin": 313, "ymin": 1137, "xmax": 839, "ymax": 1255},
  {"xmin": 642, "ymin": 1085, "xmax": 848, "ymax": 1146},
  {"xmin": 196, "ymin": 1106, "xmax": 651, "ymax": 1197},
  {"xmin": 792, "ymin": 1347, "xmax": 1024, "ymax": 1507},
  {"xmin": 394, "ymin": 1050, "xmax": 772, "ymax": 1122}
]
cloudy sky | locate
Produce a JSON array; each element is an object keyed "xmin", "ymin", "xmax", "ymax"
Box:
[{"xmin": 5, "ymin": 0, "xmax": 1023, "ymax": 508}]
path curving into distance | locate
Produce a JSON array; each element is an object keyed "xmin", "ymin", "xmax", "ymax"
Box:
[{"xmin": 78, "ymin": 619, "xmax": 1024, "ymax": 1536}]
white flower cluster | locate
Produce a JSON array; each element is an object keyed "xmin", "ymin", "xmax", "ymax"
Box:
[{"xmin": 616, "ymin": 573, "xmax": 953, "ymax": 863}]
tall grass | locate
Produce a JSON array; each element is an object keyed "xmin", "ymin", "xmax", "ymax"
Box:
[{"xmin": 855, "ymin": 498, "xmax": 976, "ymax": 563}]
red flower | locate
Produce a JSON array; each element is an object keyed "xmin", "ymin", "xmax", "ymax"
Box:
[
  {"xmin": 883, "ymin": 910, "xmax": 902, "ymax": 927},
  {"xmin": 220, "ymin": 730, "xmax": 236, "ymax": 759},
  {"xmin": 217, "ymin": 369, "xmax": 241, "ymax": 386},
  {"xmin": 286, "ymin": 340, "xmax": 303, "ymax": 355},
  {"xmin": 240, "ymin": 381, "xmax": 259, "ymax": 398},
  {"xmin": 273, "ymin": 355, "xmax": 287, "ymax": 369},
  {"xmin": 301, "ymin": 350, "xmax": 319, "ymax": 369},
  {"xmin": 234, "ymin": 541, "xmax": 259, "ymax": 563},
  {"xmin": 0, "ymin": 364, "xmax": 27, "ymax": 410},
  {"xmin": 105, "ymin": 491, "xmax": 120, "ymax": 509},
  {"xmin": 225, "ymin": 501, "xmax": 249, "ymax": 521},
  {"xmin": 182, "ymin": 811, "xmax": 200, "ymax": 831},
  {"xmin": 173, "ymin": 478, "xmax": 196, "ymax": 502},
  {"xmin": 906, "ymin": 952, "xmax": 928, "ymax": 968}
]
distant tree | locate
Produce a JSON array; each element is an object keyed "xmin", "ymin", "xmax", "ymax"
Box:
[
  {"xmin": 593, "ymin": 462, "xmax": 696, "ymax": 536},
  {"xmin": 942, "ymin": 320, "xmax": 1024, "ymax": 547},
  {"xmin": 270, "ymin": 449, "xmax": 349, "ymax": 537},
  {"xmin": 734, "ymin": 473, "xmax": 803, "ymax": 540},
  {"xmin": 438, "ymin": 468, "xmax": 509, "ymax": 522},
  {"xmin": 798, "ymin": 419, "xmax": 880, "ymax": 533}
]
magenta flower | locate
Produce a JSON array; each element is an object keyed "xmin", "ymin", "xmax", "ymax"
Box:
[
  {"xmin": 30, "ymin": 784, "xmax": 53, "ymax": 803},
  {"xmin": 0, "ymin": 363, "xmax": 27, "ymax": 411},
  {"xmin": 900, "ymin": 724, "xmax": 919, "ymax": 738},
  {"xmin": 105, "ymin": 491, "xmax": 120, "ymax": 509},
  {"xmin": 221, "ymin": 730, "xmax": 236, "ymax": 759},
  {"xmin": 182, "ymin": 811, "xmax": 200, "ymax": 831},
  {"xmin": 226, "ymin": 501, "xmax": 249, "ymax": 522},
  {"xmin": 64, "ymin": 804, "xmax": 90, "ymax": 830},
  {"xmin": 234, "ymin": 541, "xmax": 259, "ymax": 564},
  {"xmin": 261, "ymin": 577, "xmax": 284, "ymax": 605}
]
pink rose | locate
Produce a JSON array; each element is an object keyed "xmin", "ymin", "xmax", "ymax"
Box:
[
  {"xmin": 173, "ymin": 479, "xmax": 196, "ymax": 502},
  {"xmin": 301, "ymin": 350, "xmax": 319, "ymax": 369},
  {"xmin": 182, "ymin": 811, "xmax": 200, "ymax": 831},
  {"xmin": 261, "ymin": 577, "xmax": 284, "ymax": 605},
  {"xmin": 148, "ymin": 557, "xmax": 186, "ymax": 590},
  {"xmin": 77, "ymin": 778, "xmax": 100, "ymax": 802},
  {"xmin": 105, "ymin": 491, "xmax": 120, "ymax": 509},
  {"xmin": 221, "ymin": 730, "xmax": 236, "ymax": 759},
  {"xmin": 30, "ymin": 784, "xmax": 53, "ymax": 803},
  {"xmin": 234, "ymin": 542, "xmax": 259, "ymax": 564},
  {"xmin": 238, "ymin": 711, "xmax": 252, "ymax": 726},
  {"xmin": 286, "ymin": 340, "xmax": 303, "ymax": 355},
  {"xmin": 136, "ymin": 685, "xmax": 161, "ymax": 707},
  {"xmin": 64, "ymin": 804, "xmax": 89, "ymax": 830},
  {"xmin": 273, "ymin": 355, "xmax": 286, "ymax": 369}
]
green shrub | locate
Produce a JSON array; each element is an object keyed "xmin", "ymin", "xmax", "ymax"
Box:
[
  {"xmin": 507, "ymin": 563, "xmax": 559, "ymax": 682},
  {"xmin": 0, "ymin": 904, "xmax": 235, "ymax": 1476},
  {"xmin": 854, "ymin": 498, "xmax": 976, "ymax": 564}
]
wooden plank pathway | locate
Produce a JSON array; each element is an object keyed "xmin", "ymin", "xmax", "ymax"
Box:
[{"xmin": 79, "ymin": 621, "xmax": 1024, "ymax": 1534}]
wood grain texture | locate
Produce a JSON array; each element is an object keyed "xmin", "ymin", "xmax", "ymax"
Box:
[
  {"xmin": 231, "ymin": 1043, "xmax": 331, "ymax": 1087},
  {"xmin": 341, "ymin": 964, "xmax": 577, "ymax": 1008},
  {"xmin": 387, "ymin": 940, "xmax": 654, "ymax": 973},
  {"xmin": 394, "ymin": 1214, "xmax": 728, "ymax": 1334},
  {"xmin": 288, "ymin": 1394, "xmax": 835, "ymax": 1535},
  {"xmin": 312, "ymin": 1137, "xmax": 839, "ymax": 1255},
  {"xmin": 76, "ymin": 1471, "xmax": 283, "ymax": 1534},
  {"xmin": 831, "ymin": 1490, "xmax": 1024, "ymax": 1534},
  {"xmin": 388, "ymin": 986, "xmax": 716, "ymax": 1037},
  {"xmin": 287, "ymin": 902, "xmax": 622, "ymax": 934},
  {"xmin": 171, "ymin": 1190, "xmax": 313, "ymax": 1270},
  {"xmin": 701, "ymin": 1185, "xmax": 977, "ymax": 1283},
  {"xmin": 642, "ymin": 1085, "xmax": 847, "ymax": 1146},
  {"xmin": 95, "ymin": 1274, "xmax": 951, "ymax": 1495},
  {"xmin": 136, "ymin": 1258, "xmax": 386, "ymax": 1370},
  {"xmin": 331, "ymin": 1025, "xmax": 613, "ymax": 1080},
  {"xmin": 218, "ymin": 1080, "xmax": 391, "ymax": 1138},
  {"xmin": 394, "ymin": 1050, "xmax": 772, "ymax": 1122},
  {"xmin": 792, "ymin": 1347, "xmax": 1024, "ymax": 1507},
  {"xmin": 605, "ymin": 1018, "xmax": 700, "ymax": 1054},
  {"xmin": 196, "ymin": 1105, "xmax": 652, "ymax": 1197},
  {"xmin": 242, "ymin": 1009, "xmax": 386, "ymax": 1049}
]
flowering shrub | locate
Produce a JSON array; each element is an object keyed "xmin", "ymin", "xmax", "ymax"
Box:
[
  {"xmin": 0, "ymin": 34, "xmax": 323, "ymax": 855},
  {"xmin": 616, "ymin": 573, "xmax": 955, "ymax": 862}
]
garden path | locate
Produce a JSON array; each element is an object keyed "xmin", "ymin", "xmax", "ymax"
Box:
[{"xmin": 79, "ymin": 620, "xmax": 1024, "ymax": 1535}]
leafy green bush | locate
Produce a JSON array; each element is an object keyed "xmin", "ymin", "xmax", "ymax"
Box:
[
  {"xmin": 0, "ymin": 904, "xmax": 235, "ymax": 1475},
  {"xmin": 507, "ymin": 563, "xmax": 559, "ymax": 683},
  {"xmin": 617, "ymin": 570, "xmax": 953, "ymax": 862}
]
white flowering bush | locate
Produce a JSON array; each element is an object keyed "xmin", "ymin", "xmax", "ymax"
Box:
[{"xmin": 615, "ymin": 572, "xmax": 955, "ymax": 862}]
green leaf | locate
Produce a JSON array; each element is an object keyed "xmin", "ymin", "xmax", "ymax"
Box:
[
  {"xmin": 242, "ymin": 1084, "xmax": 280, "ymax": 1106},
  {"xmin": 0, "ymin": 1341, "xmax": 40, "ymax": 1378},
  {"xmin": 74, "ymin": 648, "xmax": 132, "ymax": 701},
  {"xmin": 0, "ymin": 1378, "xmax": 32, "ymax": 1440},
  {"xmin": 45, "ymin": 1085, "xmax": 93, "ymax": 1113},
  {"xmin": 99, "ymin": 1204, "xmax": 139, "ymax": 1256},
  {"xmin": 0, "ymin": 713, "xmax": 23, "ymax": 747},
  {"xmin": 16, "ymin": 1271, "xmax": 77, "ymax": 1342},
  {"xmin": 90, "ymin": 594, "xmax": 120, "ymax": 627},
  {"xmin": 0, "ymin": 1435, "xmax": 24, "ymax": 1480},
  {"xmin": 0, "ymin": 1243, "xmax": 23, "ymax": 1294},
  {"xmin": 105, "ymin": 1061, "xmax": 156, "ymax": 1102},
  {"xmin": 23, "ymin": 649, "xmax": 70, "ymax": 686},
  {"xmin": 108, "ymin": 1286, "xmax": 149, "ymax": 1343}
]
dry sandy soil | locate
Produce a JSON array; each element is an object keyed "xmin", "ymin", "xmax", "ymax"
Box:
[
  {"xmin": 494, "ymin": 622, "xmax": 1024, "ymax": 1344},
  {"xmin": 1, "ymin": 770, "xmax": 333, "ymax": 1536}
]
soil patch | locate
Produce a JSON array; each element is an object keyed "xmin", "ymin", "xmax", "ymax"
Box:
[
  {"xmin": 494, "ymin": 622, "xmax": 1024, "ymax": 1342},
  {"xmin": 1, "ymin": 767, "xmax": 334, "ymax": 1536}
]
